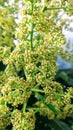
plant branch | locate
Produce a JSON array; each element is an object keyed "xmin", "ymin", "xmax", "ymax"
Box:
[
  {"xmin": 27, "ymin": 107, "xmax": 48, "ymax": 112},
  {"xmin": 44, "ymin": 7, "xmax": 73, "ymax": 10},
  {"xmin": 22, "ymin": 98, "xmax": 28, "ymax": 112},
  {"xmin": 30, "ymin": 1, "xmax": 34, "ymax": 50}
]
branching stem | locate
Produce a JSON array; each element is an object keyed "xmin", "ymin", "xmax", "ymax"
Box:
[{"xmin": 30, "ymin": 1, "xmax": 34, "ymax": 50}]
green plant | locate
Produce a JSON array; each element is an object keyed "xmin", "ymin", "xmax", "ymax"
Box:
[{"xmin": 0, "ymin": 0, "xmax": 73, "ymax": 130}]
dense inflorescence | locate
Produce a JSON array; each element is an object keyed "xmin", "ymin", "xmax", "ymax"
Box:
[
  {"xmin": 0, "ymin": 0, "xmax": 73, "ymax": 130},
  {"xmin": 11, "ymin": 109, "xmax": 35, "ymax": 130},
  {"xmin": 0, "ymin": 7, "xmax": 16, "ymax": 47}
]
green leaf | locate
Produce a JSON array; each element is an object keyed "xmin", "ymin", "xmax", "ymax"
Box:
[
  {"xmin": 35, "ymin": 34, "xmax": 41, "ymax": 40},
  {"xmin": 37, "ymin": 94, "xmax": 58, "ymax": 114},
  {"xmin": 49, "ymin": 119, "xmax": 72, "ymax": 130},
  {"xmin": 43, "ymin": 6, "xmax": 48, "ymax": 12},
  {"xmin": 58, "ymin": 71, "xmax": 69, "ymax": 82},
  {"xmin": 45, "ymin": 103, "xmax": 58, "ymax": 114}
]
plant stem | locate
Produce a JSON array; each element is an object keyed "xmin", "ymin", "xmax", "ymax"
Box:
[
  {"xmin": 27, "ymin": 107, "xmax": 48, "ymax": 112},
  {"xmin": 31, "ymin": 88, "xmax": 64, "ymax": 97},
  {"xmin": 31, "ymin": 23, "xmax": 34, "ymax": 50},
  {"xmin": 31, "ymin": 88, "xmax": 44, "ymax": 93},
  {"xmin": 30, "ymin": 1, "xmax": 34, "ymax": 50},
  {"xmin": 45, "ymin": 7, "xmax": 73, "ymax": 10},
  {"xmin": 22, "ymin": 99, "xmax": 28, "ymax": 112}
]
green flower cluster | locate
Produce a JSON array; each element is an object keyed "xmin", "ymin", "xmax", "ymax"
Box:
[
  {"xmin": 11, "ymin": 110, "xmax": 35, "ymax": 130},
  {"xmin": 0, "ymin": 7, "xmax": 16, "ymax": 47},
  {"xmin": 0, "ymin": 96, "xmax": 10, "ymax": 129},
  {"xmin": 0, "ymin": 47, "xmax": 10, "ymax": 64},
  {"xmin": 1, "ymin": 77, "xmax": 31, "ymax": 106}
]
